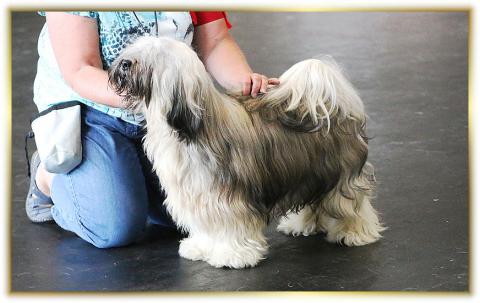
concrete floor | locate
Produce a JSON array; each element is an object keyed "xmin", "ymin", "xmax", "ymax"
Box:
[{"xmin": 10, "ymin": 12, "xmax": 468, "ymax": 291}]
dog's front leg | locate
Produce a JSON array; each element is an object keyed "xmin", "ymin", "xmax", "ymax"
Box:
[
  {"xmin": 277, "ymin": 205, "xmax": 321, "ymax": 237},
  {"xmin": 170, "ymin": 194, "xmax": 269, "ymax": 268},
  {"xmin": 203, "ymin": 218, "xmax": 268, "ymax": 269}
]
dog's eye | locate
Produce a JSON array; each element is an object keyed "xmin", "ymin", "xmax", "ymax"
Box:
[{"xmin": 121, "ymin": 59, "xmax": 132, "ymax": 71}]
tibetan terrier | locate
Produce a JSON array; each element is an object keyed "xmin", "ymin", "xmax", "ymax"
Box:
[{"xmin": 108, "ymin": 36, "xmax": 385, "ymax": 269}]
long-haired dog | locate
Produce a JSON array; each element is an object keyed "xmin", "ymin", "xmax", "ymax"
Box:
[{"xmin": 108, "ymin": 36, "xmax": 385, "ymax": 269}]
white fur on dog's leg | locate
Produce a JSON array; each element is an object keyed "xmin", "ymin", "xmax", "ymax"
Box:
[
  {"xmin": 277, "ymin": 206, "xmax": 319, "ymax": 237},
  {"xmin": 319, "ymin": 196, "xmax": 386, "ymax": 246},
  {"xmin": 178, "ymin": 236, "xmax": 208, "ymax": 261},
  {"xmin": 206, "ymin": 238, "xmax": 268, "ymax": 269}
]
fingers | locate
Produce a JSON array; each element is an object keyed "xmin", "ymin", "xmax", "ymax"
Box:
[
  {"xmin": 260, "ymin": 76, "xmax": 268, "ymax": 94},
  {"xmin": 250, "ymin": 73, "xmax": 264, "ymax": 97},
  {"xmin": 268, "ymin": 78, "xmax": 280, "ymax": 85},
  {"xmin": 242, "ymin": 74, "xmax": 281, "ymax": 98},
  {"xmin": 242, "ymin": 79, "xmax": 252, "ymax": 96},
  {"xmin": 267, "ymin": 77, "xmax": 280, "ymax": 90}
]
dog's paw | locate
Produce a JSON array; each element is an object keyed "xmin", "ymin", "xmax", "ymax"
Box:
[
  {"xmin": 206, "ymin": 241, "xmax": 267, "ymax": 269},
  {"xmin": 178, "ymin": 237, "xmax": 208, "ymax": 261},
  {"xmin": 276, "ymin": 209, "xmax": 319, "ymax": 237},
  {"xmin": 326, "ymin": 230, "xmax": 380, "ymax": 246},
  {"xmin": 325, "ymin": 220, "xmax": 385, "ymax": 246}
]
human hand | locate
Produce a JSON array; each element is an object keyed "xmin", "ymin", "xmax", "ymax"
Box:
[{"xmin": 242, "ymin": 73, "xmax": 280, "ymax": 98}]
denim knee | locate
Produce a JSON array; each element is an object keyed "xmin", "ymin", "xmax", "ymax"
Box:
[
  {"xmin": 92, "ymin": 215, "xmax": 146, "ymax": 249},
  {"xmin": 50, "ymin": 147, "xmax": 150, "ymax": 249}
]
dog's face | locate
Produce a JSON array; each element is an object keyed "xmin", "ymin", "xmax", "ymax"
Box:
[
  {"xmin": 108, "ymin": 37, "xmax": 173, "ymax": 109},
  {"xmin": 108, "ymin": 36, "xmax": 207, "ymax": 142}
]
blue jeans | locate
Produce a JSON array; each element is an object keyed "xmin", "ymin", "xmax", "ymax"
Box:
[{"xmin": 50, "ymin": 106, "xmax": 176, "ymax": 248}]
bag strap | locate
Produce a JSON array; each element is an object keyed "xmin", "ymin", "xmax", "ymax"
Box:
[
  {"xmin": 24, "ymin": 131, "xmax": 35, "ymax": 178},
  {"xmin": 30, "ymin": 101, "xmax": 83, "ymax": 123}
]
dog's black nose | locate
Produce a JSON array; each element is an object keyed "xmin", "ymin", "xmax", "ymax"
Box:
[{"xmin": 121, "ymin": 59, "xmax": 132, "ymax": 71}]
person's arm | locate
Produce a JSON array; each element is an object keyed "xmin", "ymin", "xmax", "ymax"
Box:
[
  {"xmin": 193, "ymin": 19, "xmax": 279, "ymax": 98},
  {"xmin": 45, "ymin": 12, "xmax": 122, "ymax": 107}
]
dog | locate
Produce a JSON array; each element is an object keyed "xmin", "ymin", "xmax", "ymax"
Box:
[{"xmin": 108, "ymin": 36, "xmax": 385, "ymax": 269}]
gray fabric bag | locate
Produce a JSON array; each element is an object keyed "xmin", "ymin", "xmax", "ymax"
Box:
[{"xmin": 31, "ymin": 101, "xmax": 82, "ymax": 174}]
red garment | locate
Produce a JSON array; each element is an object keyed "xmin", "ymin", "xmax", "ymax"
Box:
[{"xmin": 190, "ymin": 11, "xmax": 232, "ymax": 28}]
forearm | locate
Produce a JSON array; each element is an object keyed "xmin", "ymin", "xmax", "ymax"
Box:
[
  {"xmin": 68, "ymin": 65, "xmax": 122, "ymax": 107},
  {"xmin": 202, "ymin": 33, "xmax": 253, "ymax": 93},
  {"xmin": 46, "ymin": 12, "xmax": 123, "ymax": 108}
]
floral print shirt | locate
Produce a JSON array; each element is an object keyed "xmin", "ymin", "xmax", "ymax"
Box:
[{"xmin": 34, "ymin": 11, "xmax": 194, "ymax": 125}]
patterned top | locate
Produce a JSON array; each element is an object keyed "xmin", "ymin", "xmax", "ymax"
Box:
[{"xmin": 34, "ymin": 11, "xmax": 194, "ymax": 125}]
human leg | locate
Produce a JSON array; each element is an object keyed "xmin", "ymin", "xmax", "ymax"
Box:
[{"xmin": 48, "ymin": 107, "xmax": 150, "ymax": 248}]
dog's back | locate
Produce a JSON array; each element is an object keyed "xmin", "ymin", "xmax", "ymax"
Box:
[{"xmin": 199, "ymin": 58, "xmax": 371, "ymax": 219}]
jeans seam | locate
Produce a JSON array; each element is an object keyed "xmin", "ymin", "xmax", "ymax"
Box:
[{"xmin": 67, "ymin": 173, "xmax": 97, "ymax": 245}]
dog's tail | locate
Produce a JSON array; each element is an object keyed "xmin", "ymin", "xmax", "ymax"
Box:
[{"xmin": 250, "ymin": 57, "xmax": 365, "ymax": 133}]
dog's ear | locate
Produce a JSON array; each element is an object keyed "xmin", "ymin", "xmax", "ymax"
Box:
[
  {"xmin": 166, "ymin": 77, "xmax": 203, "ymax": 142},
  {"xmin": 139, "ymin": 67, "xmax": 154, "ymax": 108}
]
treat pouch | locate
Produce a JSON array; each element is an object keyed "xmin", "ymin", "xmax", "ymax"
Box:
[{"xmin": 31, "ymin": 101, "xmax": 82, "ymax": 174}]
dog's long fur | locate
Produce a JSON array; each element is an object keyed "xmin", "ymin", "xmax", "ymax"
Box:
[{"xmin": 108, "ymin": 36, "xmax": 385, "ymax": 268}]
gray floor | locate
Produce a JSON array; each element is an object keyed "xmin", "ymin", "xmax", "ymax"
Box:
[{"xmin": 10, "ymin": 12, "xmax": 468, "ymax": 291}]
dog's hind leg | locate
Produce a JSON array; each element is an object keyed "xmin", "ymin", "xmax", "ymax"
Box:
[{"xmin": 317, "ymin": 163, "xmax": 386, "ymax": 246}]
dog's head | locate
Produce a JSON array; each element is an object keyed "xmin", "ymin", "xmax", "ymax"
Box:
[{"xmin": 108, "ymin": 36, "xmax": 208, "ymax": 142}]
